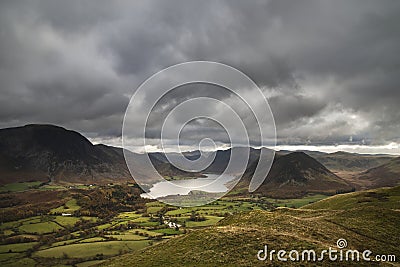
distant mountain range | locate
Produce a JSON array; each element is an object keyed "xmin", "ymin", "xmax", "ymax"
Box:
[
  {"xmin": 167, "ymin": 148, "xmax": 398, "ymax": 197},
  {"xmin": 0, "ymin": 124, "xmax": 399, "ymax": 196},
  {"xmin": 300, "ymin": 150, "xmax": 395, "ymax": 171},
  {"xmin": 150, "ymin": 147, "xmax": 261, "ymax": 174}
]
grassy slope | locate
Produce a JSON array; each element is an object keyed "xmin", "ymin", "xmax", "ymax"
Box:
[
  {"xmin": 101, "ymin": 187, "xmax": 400, "ymax": 267},
  {"xmin": 302, "ymin": 186, "xmax": 400, "ymax": 210}
]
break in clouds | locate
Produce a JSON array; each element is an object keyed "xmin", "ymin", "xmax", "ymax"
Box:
[{"xmin": 0, "ymin": 0, "xmax": 399, "ymax": 153}]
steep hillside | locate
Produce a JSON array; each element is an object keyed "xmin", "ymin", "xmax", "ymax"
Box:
[
  {"xmin": 233, "ymin": 152, "xmax": 353, "ymax": 198},
  {"xmin": 101, "ymin": 186, "xmax": 400, "ymax": 267},
  {"xmin": 0, "ymin": 124, "xmax": 133, "ymax": 184},
  {"xmin": 356, "ymin": 157, "xmax": 400, "ymax": 189}
]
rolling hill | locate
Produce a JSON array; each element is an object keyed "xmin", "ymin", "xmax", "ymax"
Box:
[{"xmin": 101, "ymin": 186, "xmax": 400, "ymax": 267}]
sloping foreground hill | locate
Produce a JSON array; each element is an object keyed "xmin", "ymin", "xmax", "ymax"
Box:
[
  {"xmin": 356, "ymin": 157, "xmax": 400, "ymax": 189},
  {"xmin": 100, "ymin": 187, "xmax": 400, "ymax": 267},
  {"xmin": 302, "ymin": 185, "xmax": 400, "ymax": 210}
]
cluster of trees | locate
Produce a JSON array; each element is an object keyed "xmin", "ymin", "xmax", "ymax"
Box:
[
  {"xmin": 75, "ymin": 185, "xmax": 148, "ymax": 218},
  {"xmin": 0, "ymin": 198, "xmax": 64, "ymax": 223},
  {"xmin": 189, "ymin": 211, "xmax": 206, "ymax": 222},
  {"xmin": 0, "ymin": 235, "xmax": 36, "ymax": 244},
  {"xmin": 336, "ymin": 187, "xmax": 356, "ymax": 194}
]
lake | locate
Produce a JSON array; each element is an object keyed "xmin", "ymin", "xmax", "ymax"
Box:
[{"xmin": 140, "ymin": 174, "xmax": 236, "ymax": 199}]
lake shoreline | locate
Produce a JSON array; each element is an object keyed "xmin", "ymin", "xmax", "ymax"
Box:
[{"xmin": 141, "ymin": 173, "xmax": 236, "ymax": 199}]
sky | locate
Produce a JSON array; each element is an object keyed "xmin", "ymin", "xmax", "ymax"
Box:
[{"xmin": 0, "ymin": 0, "xmax": 399, "ymax": 154}]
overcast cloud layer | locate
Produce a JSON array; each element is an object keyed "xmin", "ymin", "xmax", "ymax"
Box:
[{"xmin": 0, "ymin": 0, "xmax": 399, "ymax": 153}]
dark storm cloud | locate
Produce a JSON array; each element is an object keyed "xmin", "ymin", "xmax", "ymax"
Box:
[{"xmin": 0, "ymin": 0, "xmax": 399, "ymax": 148}]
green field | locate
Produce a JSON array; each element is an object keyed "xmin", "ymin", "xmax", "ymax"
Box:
[
  {"xmin": 128, "ymin": 229, "xmax": 162, "ymax": 237},
  {"xmin": 0, "ymin": 182, "xmax": 43, "ymax": 193},
  {"xmin": 1, "ymin": 257, "xmax": 36, "ymax": 267},
  {"xmin": 0, "ymin": 242, "xmax": 38, "ymax": 253},
  {"xmin": 0, "ymin": 253, "xmax": 22, "ymax": 262},
  {"xmin": 53, "ymin": 216, "xmax": 80, "ymax": 227},
  {"xmin": 19, "ymin": 221, "xmax": 63, "ymax": 234},
  {"xmin": 34, "ymin": 240, "xmax": 150, "ymax": 258},
  {"xmin": 131, "ymin": 216, "xmax": 151, "ymax": 223},
  {"xmin": 153, "ymin": 228, "xmax": 182, "ymax": 235},
  {"xmin": 117, "ymin": 212, "xmax": 141, "ymax": 220},
  {"xmin": 1, "ymin": 216, "xmax": 50, "ymax": 231},
  {"xmin": 135, "ymin": 221, "xmax": 159, "ymax": 227},
  {"xmin": 185, "ymin": 216, "xmax": 224, "ymax": 227},
  {"xmin": 165, "ymin": 208, "xmax": 192, "ymax": 216},
  {"xmin": 51, "ymin": 238, "xmax": 82, "ymax": 247},
  {"xmin": 50, "ymin": 199, "xmax": 81, "ymax": 214}
]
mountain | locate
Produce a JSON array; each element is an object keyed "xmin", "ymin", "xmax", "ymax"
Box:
[
  {"xmin": 310, "ymin": 151, "xmax": 394, "ymax": 172},
  {"xmin": 203, "ymin": 147, "xmax": 262, "ymax": 174},
  {"xmin": 101, "ymin": 186, "xmax": 400, "ymax": 267},
  {"xmin": 233, "ymin": 152, "xmax": 353, "ymax": 198},
  {"xmin": 356, "ymin": 156, "xmax": 400, "ymax": 189},
  {"xmin": 0, "ymin": 124, "xmax": 132, "ymax": 184},
  {"xmin": 0, "ymin": 124, "xmax": 194, "ymax": 185},
  {"xmin": 277, "ymin": 150, "xmax": 394, "ymax": 172},
  {"xmin": 148, "ymin": 154, "xmax": 204, "ymax": 179},
  {"xmin": 172, "ymin": 148, "xmax": 394, "ymax": 175},
  {"xmin": 151, "ymin": 147, "xmax": 262, "ymax": 176}
]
